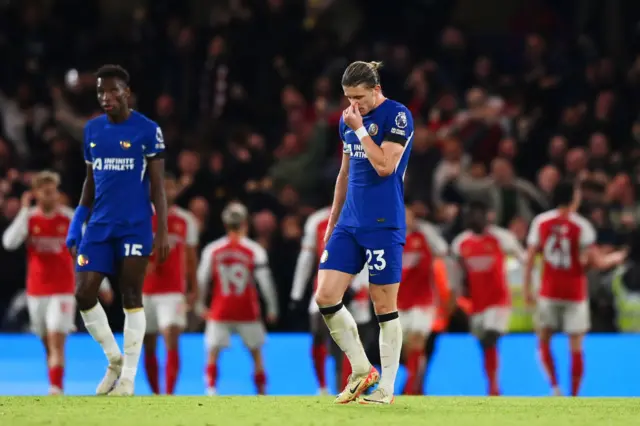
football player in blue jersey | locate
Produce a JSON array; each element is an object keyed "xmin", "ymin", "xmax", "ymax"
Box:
[
  {"xmin": 315, "ymin": 61, "xmax": 414, "ymax": 404},
  {"xmin": 65, "ymin": 65, "xmax": 170, "ymax": 396}
]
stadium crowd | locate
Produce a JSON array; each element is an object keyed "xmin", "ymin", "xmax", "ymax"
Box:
[{"xmin": 1, "ymin": 0, "xmax": 640, "ymax": 334}]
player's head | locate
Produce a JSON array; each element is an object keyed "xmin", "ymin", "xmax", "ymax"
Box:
[
  {"xmin": 95, "ymin": 64, "xmax": 131, "ymax": 118},
  {"xmin": 553, "ymin": 180, "xmax": 579, "ymax": 209},
  {"xmin": 341, "ymin": 61, "xmax": 383, "ymax": 115},
  {"xmin": 466, "ymin": 200, "xmax": 488, "ymax": 233},
  {"xmin": 164, "ymin": 172, "xmax": 178, "ymax": 205},
  {"xmin": 32, "ymin": 170, "xmax": 61, "ymax": 210},
  {"xmin": 222, "ymin": 202, "xmax": 249, "ymax": 235}
]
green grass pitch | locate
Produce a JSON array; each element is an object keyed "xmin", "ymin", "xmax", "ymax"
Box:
[{"xmin": 1, "ymin": 396, "xmax": 639, "ymax": 426}]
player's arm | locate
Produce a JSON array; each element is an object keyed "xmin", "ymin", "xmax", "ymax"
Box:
[
  {"xmin": 2, "ymin": 202, "xmax": 30, "ymax": 251},
  {"xmin": 147, "ymin": 125, "xmax": 169, "ymax": 262},
  {"xmin": 523, "ymin": 218, "xmax": 542, "ymax": 306},
  {"xmin": 290, "ymin": 215, "xmax": 318, "ymax": 305},
  {"xmin": 195, "ymin": 243, "xmax": 215, "ymax": 318},
  {"xmin": 184, "ymin": 212, "xmax": 200, "ymax": 308},
  {"xmin": 254, "ymin": 246, "xmax": 279, "ymax": 323},
  {"xmin": 66, "ymin": 126, "xmax": 96, "ymax": 254},
  {"xmin": 345, "ymin": 104, "xmax": 412, "ymax": 177},
  {"xmin": 326, "ymin": 151, "xmax": 350, "ymax": 242}
]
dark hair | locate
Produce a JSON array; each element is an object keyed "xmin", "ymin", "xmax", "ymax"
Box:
[
  {"xmin": 552, "ymin": 181, "xmax": 575, "ymax": 207},
  {"xmin": 95, "ymin": 64, "xmax": 130, "ymax": 85},
  {"xmin": 468, "ymin": 200, "xmax": 488, "ymax": 212},
  {"xmin": 341, "ymin": 61, "xmax": 383, "ymax": 88}
]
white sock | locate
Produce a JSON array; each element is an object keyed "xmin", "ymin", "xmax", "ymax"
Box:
[
  {"xmin": 321, "ymin": 304, "xmax": 370, "ymax": 376},
  {"xmin": 80, "ymin": 302, "xmax": 121, "ymax": 363},
  {"xmin": 378, "ymin": 314, "xmax": 402, "ymax": 394},
  {"xmin": 120, "ymin": 308, "xmax": 146, "ymax": 382}
]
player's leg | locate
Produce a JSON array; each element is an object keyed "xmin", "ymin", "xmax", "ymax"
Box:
[
  {"xmin": 402, "ymin": 308, "xmax": 434, "ymax": 395},
  {"xmin": 157, "ymin": 294, "xmax": 187, "ymax": 395},
  {"xmin": 27, "ymin": 297, "xmax": 54, "ymax": 394},
  {"xmin": 109, "ymin": 255, "xmax": 149, "ymax": 395},
  {"xmin": 204, "ymin": 321, "xmax": 230, "ymax": 395},
  {"xmin": 309, "ymin": 310, "xmax": 329, "ymax": 395},
  {"xmin": 76, "ymin": 239, "xmax": 122, "ymax": 395},
  {"xmin": 479, "ymin": 307, "xmax": 510, "ymax": 396},
  {"xmin": 142, "ymin": 295, "xmax": 160, "ymax": 394},
  {"xmin": 44, "ymin": 295, "xmax": 76, "ymax": 395},
  {"xmin": 535, "ymin": 298, "xmax": 561, "ymax": 395},
  {"xmin": 564, "ymin": 301, "xmax": 590, "ymax": 396},
  {"xmin": 316, "ymin": 227, "xmax": 376, "ymax": 403},
  {"xmin": 238, "ymin": 322, "xmax": 268, "ymax": 395},
  {"xmin": 360, "ymin": 240, "xmax": 403, "ymax": 405}
]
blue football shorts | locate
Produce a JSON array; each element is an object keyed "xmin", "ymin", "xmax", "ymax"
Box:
[
  {"xmin": 76, "ymin": 220, "xmax": 153, "ymax": 275},
  {"xmin": 319, "ymin": 225, "xmax": 404, "ymax": 285}
]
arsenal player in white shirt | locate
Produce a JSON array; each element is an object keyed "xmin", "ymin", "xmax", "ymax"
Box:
[
  {"xmin": 2, "ymin": 171, "xmax": 113, "ymax": 394},
  {"xmin": 525, "ymin": 181, "xmax": 624, "ymax": 396},
  {"xmin": 197, "ymin": 202, "xmax": 279, "ymax": 395},
  {"xmin": 142, "ymin": 174, "xmax": 199, "ymax": 394},
  {"xmin": 290, "ymin": 207, "xmax": 372, "ymax": 395}
]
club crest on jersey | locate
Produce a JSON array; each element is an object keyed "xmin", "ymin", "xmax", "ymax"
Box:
[
  {"xmin": 77, "ymin": 254, "xmax": 89, "ymax": 266},
  {"xmin": 57, "ymin": 224, "xmax": 67, "ymax": 234},
  {"xmin": 33, "ymin": 225, "xmax": 40, "ymax": 234},
  {"xmin": 120, "ymin": 141, "xmax": 131, "ymax": 150},
  {"xmin": 320, "ymin": 250, "xmax": 329, "ymax": 263},
  {"xmin": 395, "ymin": 111, "xmax": 408, "ymax": 129},
  {"xmin": 368, "ymin": 123, "xmax": 379, "ymax": 136}
]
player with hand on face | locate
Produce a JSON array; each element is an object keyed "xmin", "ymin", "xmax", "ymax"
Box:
[
  {"xmin": 315, "ymin": 61, "xmax": 414, "ymax": 404},
  {"xmin": 65, "ymin": 64, "xmax": 170, "ymax": 396}
]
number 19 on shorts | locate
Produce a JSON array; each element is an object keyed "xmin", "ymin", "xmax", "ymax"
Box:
[
  {"xmin": 366, "ymin": 249, "xmax": 386, "ymax": 271},
  {"xmin": 124, "ymin": 243, "xmax": 143, "ymax": 256}
]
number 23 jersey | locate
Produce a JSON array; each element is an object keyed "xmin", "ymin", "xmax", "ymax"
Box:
[
  {"xmin": 197, "ymin": 236, "xmax": 269, "ymax": 321},
  {"xmin": 527, "ymin": 209, "xmax": 596, "ymax": 301}
]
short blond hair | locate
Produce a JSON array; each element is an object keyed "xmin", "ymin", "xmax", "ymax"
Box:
[{"xmin": 32, "ymin": 170, "xmax": 61, "ymax": 189}]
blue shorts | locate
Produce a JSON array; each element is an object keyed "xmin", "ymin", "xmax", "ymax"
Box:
[
  {"xmin": 76, "ymin": 221, "xmax": 153, "ymax": 275},
  {"xmin": 319, "ymin": 225, "xmax": 404, "ymax": 285}
]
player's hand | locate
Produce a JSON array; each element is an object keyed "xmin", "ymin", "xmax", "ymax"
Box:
[
  {"xmin": 20, "ymin": 191, "xmax": 33, "ymax": 208},
  {"xmin": 323, "ymin": 223, "xmax": 334, "ymax": 244},
  {"xmin": 266, "ymin": 313, "xmax": 278, "ymax": 325},
  {"xmin": 343, "ymin": 103, "xmax": 363, "ymax": 130},
  {"xmin": 154, "ymin": 229, "xmax": 170, "ymax": 263},
  {"xmin": 186, "ymin": 288, "xmax": 198, "ymax": 311},
  {"xmin": 525, "ymin": 291, "xmax": 536, "ymax": 308}
]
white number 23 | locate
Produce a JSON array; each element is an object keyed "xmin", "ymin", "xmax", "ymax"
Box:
[{"xmin": 366, "ymin": 249, "xmax": 386, "ymax": 271}]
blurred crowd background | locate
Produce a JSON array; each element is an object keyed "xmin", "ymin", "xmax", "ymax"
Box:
[{"xmin": 2, "ymin": 0, "xmax": 640, "ymax": 333}]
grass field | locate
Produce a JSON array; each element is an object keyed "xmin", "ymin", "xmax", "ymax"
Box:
[{"xmin": 1, "ymin": 396, "xmax": 639, "ymax": 426}]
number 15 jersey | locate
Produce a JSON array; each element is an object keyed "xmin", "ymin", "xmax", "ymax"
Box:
[{"xmin": 527, "ymin": 209, "xmax": 596, "ymax": 301}]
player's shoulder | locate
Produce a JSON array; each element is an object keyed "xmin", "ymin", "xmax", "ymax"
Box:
[
  {"xmin": 416, "ymin": 219, "xmax": 439, "ymax": 236},
  {"xmin": 532, "ymin": 209, "xmax": 561, "ymax": 225},
  {"xmin": 24, "ymin": 206, "xmax": 40, "ymax": 219},
  {"xmin": 171, "ymin": 205, "xmax": 196, "ymax": 222},
  {"xmin": 304, "ymin": 207, "xmax": 331, "ymax": 230},
  {"xmin": 84, "ymin": 114, "xmax": 109, "ymax": 132},
  {"xmin": 130, "ymin": 110, "xmax": 159, "ymax": 128},
  {"xmin": 381, "ymin": 99, "xmax": 412, "ymax": 119},
  {"xmin": 202, "ymin": 236, "xmax": 230, "ymax": 254},
  {"xmin": 451, "ymin": 230, "xmax": 473, "ymax": 251},
  {"xmin": 57, "ymin": 206, "xmax": 75, "ymax": 220},
  {"xmin": 487, "ymin": 225, "xmax": 511, "ymax": 238},
  {"xmin": 569, "ymin": 212, "xmax": 595, "ymax": 232},
  {"xmin": 240, "ymin": 237, "xmax": 268, "ymax": 257}
]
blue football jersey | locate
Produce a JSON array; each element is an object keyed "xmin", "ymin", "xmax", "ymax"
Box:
[
  {"xmin": 337, "ymin": 99, "xmax": 414, "ymax": 230},
  {"xmin": 83, "ymin": 110, "xmax": 165, "ymax": 226}
]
